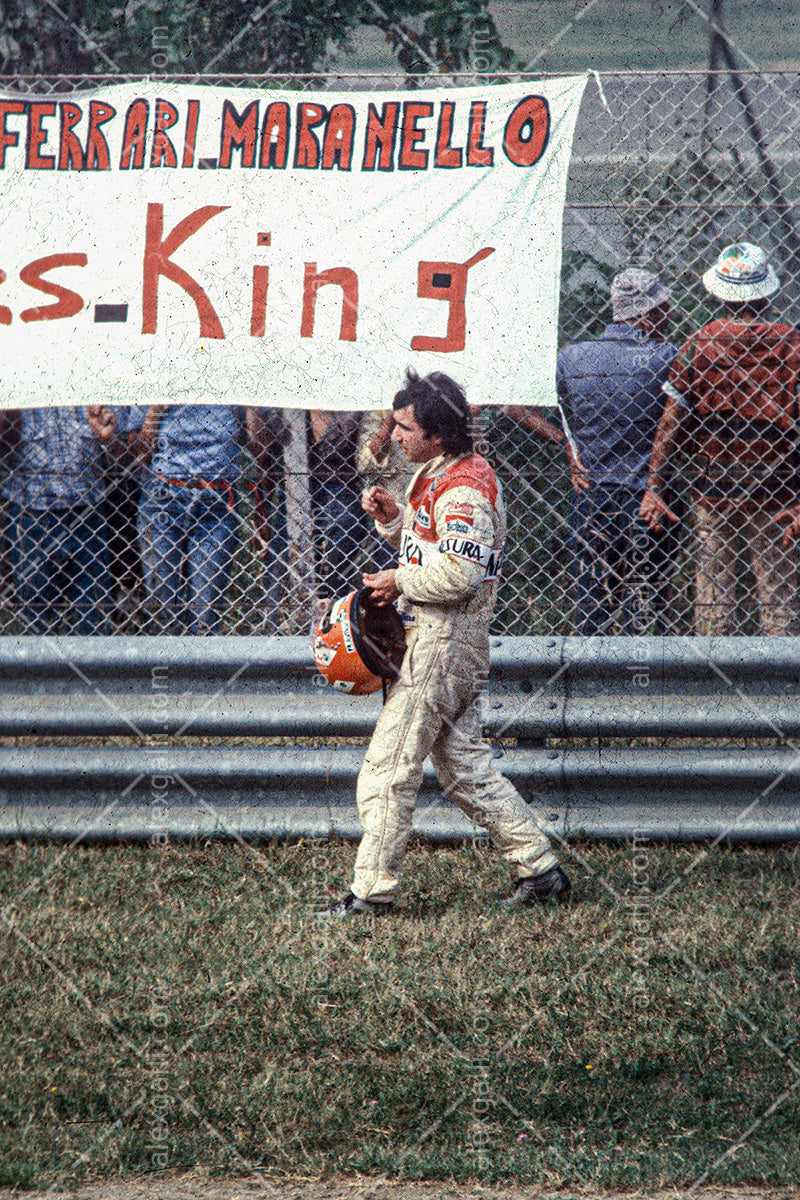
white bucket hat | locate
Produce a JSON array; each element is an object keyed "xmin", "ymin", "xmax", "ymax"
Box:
[{"xmin": 702, "ymin": 242, "xmax": 779, "ymax": 303}]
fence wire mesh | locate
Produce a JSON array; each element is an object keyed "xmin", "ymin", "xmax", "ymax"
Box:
[{"xmin": 1, "ymin": 70, "xmax": 800, "ymax": 637}]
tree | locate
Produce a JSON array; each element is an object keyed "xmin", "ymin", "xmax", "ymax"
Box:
[{"xmin": 0, "ymin": 0, "xmax": 519, "ymax": 78}]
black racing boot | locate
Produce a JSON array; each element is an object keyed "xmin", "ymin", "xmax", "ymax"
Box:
[
  {"xmin": 500, "ymin": 865, "xmax": 572, "ymax": 907},
  {"xmin": 315, "ymin": 891, "xmax": 393, "ymax": 919}
]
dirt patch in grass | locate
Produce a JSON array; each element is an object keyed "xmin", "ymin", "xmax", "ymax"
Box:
[{"xmin": 1, "ymin": 1173, "xmax": 796, "ymax": 1200}]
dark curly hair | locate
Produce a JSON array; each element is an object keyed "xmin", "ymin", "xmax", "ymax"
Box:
[{"xmin": 392, "ymin": 369, "xmax": 472, "ymax": 456}]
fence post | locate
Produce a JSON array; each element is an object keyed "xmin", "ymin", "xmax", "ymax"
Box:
[{"xmin": 283, "ymin": 410, "xmax": 315, "ymax": 628}]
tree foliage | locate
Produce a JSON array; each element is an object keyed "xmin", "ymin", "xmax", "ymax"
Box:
[{"xmin": 0, "ymin": 0, "xmax": 519, "ymax": 78}]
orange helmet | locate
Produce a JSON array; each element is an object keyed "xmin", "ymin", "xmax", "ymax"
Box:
[{"xmin": 312, "ymin": 588, "xmax": 406, "ymax": 695}]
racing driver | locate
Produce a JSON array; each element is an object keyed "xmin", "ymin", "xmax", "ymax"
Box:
[{"xmin": 319, "ymin": 369, "xmax": 571, "ymax": 917}]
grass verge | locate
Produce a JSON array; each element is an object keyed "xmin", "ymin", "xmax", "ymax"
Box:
[{"xmin": 1, "ymin": 838, "xmax": 799, "ymax": 1191}]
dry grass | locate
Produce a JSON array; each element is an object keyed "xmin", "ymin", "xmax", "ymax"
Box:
[{"xmin": 1, "ymin": 839, "xmax": 799, "ymax": 1191}]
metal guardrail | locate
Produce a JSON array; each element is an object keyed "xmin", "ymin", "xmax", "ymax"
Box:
[{"xmin": 1, "ymin": 636, "xmax": 800, "ymax": 842}]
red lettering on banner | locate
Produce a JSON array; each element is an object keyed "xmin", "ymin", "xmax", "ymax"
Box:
[
  {"xmin": 362, "ymin": 103, "xmax": 399, "ymax": 171},
  {"xmin": 0, "ymin": 270, "xmax": 11, "ymax": 324},
  {"xmin": 434, "ymin": 102, "xmax": 462, "ymax": 169},
  {"xmin": 295, "ymin": 104, "xmax": 326, "ymax": 169},
  {"xmin": 301, "ymin": 264, "xmax": 358, "ymax": 341},
  {"xmin": 151, "ymin": 99, "xmax": 179, "ymax": 168},
  {"xmin": 399, "ymin": 102, "xmax": 432, "ymax": 170},
  {"xmin": 251, "ymin": 265, "xmax": 269, "ymax": 336},
  {"xmin": 466, "ymin": 102, "xmax": 493, "ymax": 167},
  {"xmin": 503, "ymin": 95, "xmax": 549, "ymax": 167},
  {"xmin": 142, "ymin": 203, "xmax": 228, "ymax": 338},
  {"xmin": 182, "ymin": 100, "xmax": 199, "ymax": 168},
  {"xmin": 26, "ymin": 103, "xmax": 56, "ymax": 169},
  {"xmin": 0, "ymin": 101, "xmax": 24, "ymax": 168},
  {"xmin": 321, "ymin": 104, "xmax": 355, "ymax": 170},
  {"xmin": 259, "ymin": 102, "xmax": 290, "ymax": 168},
  {"xmin": 85, "ymin": 101, "xmax": 115, "ymax": 170},
  {"xmin": 58, "ymin": 103, "xmax": 84, "ymax": 170},
  {"xmin": 219, "ymin": 99, "xmax": 258, "ymax": 168},
  {"xmin": 120, "ymin": 99, "xmax": 149, "ymax": 169},
  {"xmin": 411, "ymin": 246, "xmax": 494, "ymax": 353},
  {"xmin": 19, "ymin": 253, "xmax": 87, "ymax": 322}
]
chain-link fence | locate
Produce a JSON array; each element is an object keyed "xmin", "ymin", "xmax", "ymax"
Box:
[{"xmin": 1, "ymin": 69, "xmax": 800, "ymax": 637}]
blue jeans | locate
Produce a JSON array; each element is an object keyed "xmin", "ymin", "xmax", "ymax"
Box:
[
  {"xmin": 138, "ymin": 478, "xmax": 238, "ymax": 634},
  {"xmin": 6, "ymin": 499, "xmax": 111, "ymax": 634},
  {"xmin": 570, "ymin": 485, "xmax": 678, "ymax": 635},
  {"xmin": 310, "ymin": 479, "xmax": 368, "ymax": 599}
]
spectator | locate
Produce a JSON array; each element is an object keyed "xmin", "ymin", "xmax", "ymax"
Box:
[
  {"xmin": 0, "ymin": 405, "xmax": 123, "ymax": 633},
  {"xmin": 642, "ymin": 242, "xmax": 800, "ymax": 635},
  {"xmin": 356, "ymin": 409, "xmax": 414, "ymax": 570},
  {"xmin": 0, "ymin": 409, "xmax": 21, "ymax": 612},
  {"xmin": 130, "ymin": 405, "xmax": 275, "ymax": 634},
  {"xmin": 307, "ymin": 410, "xmax": 367, "ymax": 598},
  {"xmin": 502, "ymin": 403, "xmax": 589, "ymax": 492},
  {"xmin": 103, "ymin": 405, "xmax": 145, "ymax": 624},
  {"xmin": 555, "ymin": 268, "xmax": 680, "ymax": 633},
  {"xmin": 503, "ymin": 405, "xmax": 566, "ymax": 450}
]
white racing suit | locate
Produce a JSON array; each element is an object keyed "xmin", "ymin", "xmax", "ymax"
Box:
[{"xmin": 352, "ymin": 451, "xmax": 558, "ymax": 902}]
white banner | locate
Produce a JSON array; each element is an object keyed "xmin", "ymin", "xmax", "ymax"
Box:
[{"xmin": 0, "ymin": 77, "xmax": 586, "ymax": 410}]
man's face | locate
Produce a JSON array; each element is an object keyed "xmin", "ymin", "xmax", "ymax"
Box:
[{"xmin": 391, "ymin": 404, "xmax": 443, "ymax": 463}]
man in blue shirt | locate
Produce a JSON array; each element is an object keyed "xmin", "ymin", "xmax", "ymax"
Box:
[
  {"xmin": 557, "ymin": 269, "xmax": 679, "ymax": 634},
  {"xmin": 0, "ymin": 406, "xmax": 122, "ymax": 633},
  {"xmin": 127, "ymin": 405, "xmax": 277, "ymax": 635}
]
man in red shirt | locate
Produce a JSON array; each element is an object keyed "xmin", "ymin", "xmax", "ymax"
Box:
[{"xmin": 641, "ymin": 243, "xmax": 800, "ymax": 635}]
